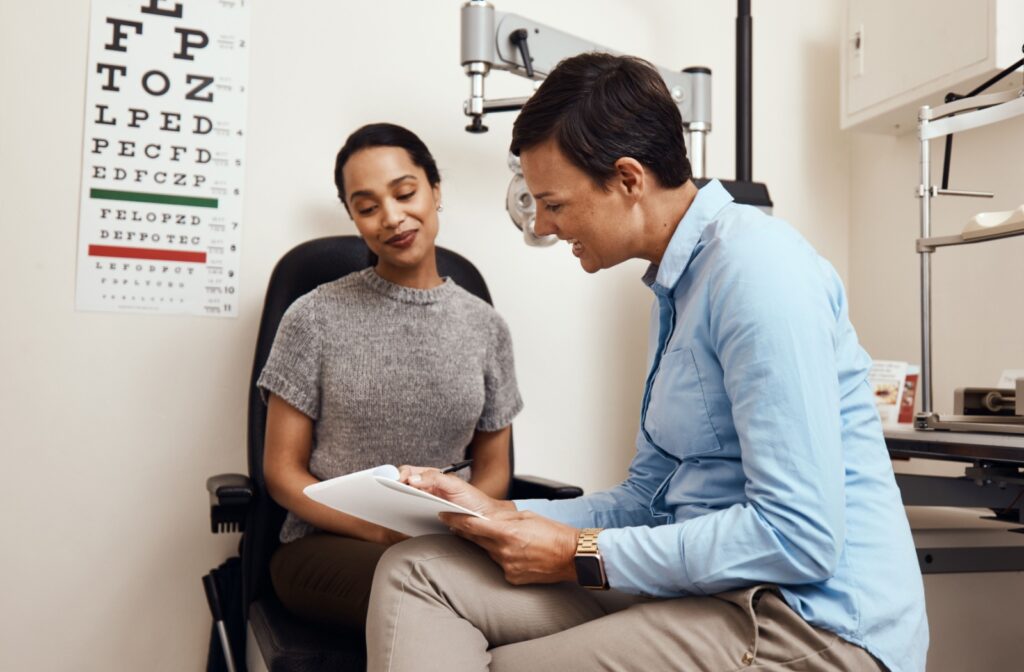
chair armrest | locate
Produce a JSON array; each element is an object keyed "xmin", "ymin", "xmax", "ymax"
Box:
[
  {"xmin": 510, "ymin": 474, "xmax": 583, "ymax": 501},
  {"xmin": 207, "ymin": 473, "xmax": 253, "ymax": 534}
]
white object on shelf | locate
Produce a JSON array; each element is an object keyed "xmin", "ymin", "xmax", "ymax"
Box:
[
  {"xmin": 962, "ymin": 205, "xmax": 1024, "ymax": 240},
  {"xmin": 998, "ymin": 369, "xmax": 1024, "ymax": 389},
  {"xmin": 841, "ymin": 0, "xmax": 1024, "ymax": 134}
]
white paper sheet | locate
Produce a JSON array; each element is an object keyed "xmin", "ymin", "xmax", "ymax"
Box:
[{"xmin": 303, "ymin": 465, "xmax": 485, "ymax": 537}]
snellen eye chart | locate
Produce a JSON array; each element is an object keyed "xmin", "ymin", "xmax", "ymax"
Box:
[{"xmin": 76, "ymin": 0, "xmax": 250, "ymax": 317}]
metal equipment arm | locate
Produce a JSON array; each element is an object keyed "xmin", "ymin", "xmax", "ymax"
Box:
[{"xmin": 459, "ymin": 1, "xmax": 712, "ymax": 179}]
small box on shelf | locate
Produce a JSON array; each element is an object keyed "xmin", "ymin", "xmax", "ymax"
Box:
[{"xmin": 869, "ymin": 360, "xmax": 919, "ymax": 426}]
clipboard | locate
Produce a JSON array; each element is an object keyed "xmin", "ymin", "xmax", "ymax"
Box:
[{"xmin": 303, "ymin": 465, "xmax": 485, "ymax": 537}]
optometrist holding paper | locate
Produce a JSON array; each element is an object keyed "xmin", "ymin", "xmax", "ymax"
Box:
[{"xmin": 372, "ymin": 54, "xmax": 928, "ymax": 672}]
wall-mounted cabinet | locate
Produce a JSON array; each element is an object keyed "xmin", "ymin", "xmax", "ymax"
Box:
[{"xmin": 841, "ymin": 0, "xmax": 1024, "ymax": 133}]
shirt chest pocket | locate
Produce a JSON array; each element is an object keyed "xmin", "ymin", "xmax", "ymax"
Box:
[{"xmin": 644, "ymin": 347, "xmax": 723, "ymax": 460}]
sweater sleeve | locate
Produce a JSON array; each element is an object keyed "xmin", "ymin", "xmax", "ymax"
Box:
[
  {"xmin": 477, "ymin": 313, "xmax": 524, "ymax": 431},
  {"xmin": 256, "ymin": 291, "xmax": 323, "ymax": 419}
]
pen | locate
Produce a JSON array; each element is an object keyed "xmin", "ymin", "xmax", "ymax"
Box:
[{"xmin": 440, "ymin": 459, "xmax": 473, "ymax": 474}]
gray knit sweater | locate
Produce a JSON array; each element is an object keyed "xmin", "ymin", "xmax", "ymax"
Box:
[{"xmin": 257, "ymin": 267, "xmax": 523, "ymax": 543}]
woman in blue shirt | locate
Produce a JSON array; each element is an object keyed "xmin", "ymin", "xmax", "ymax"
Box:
[{"xmin": 368, "ymin": 54, "xmax": 927, "ymax": 672}]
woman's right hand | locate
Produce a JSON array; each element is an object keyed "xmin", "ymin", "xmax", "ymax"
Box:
[{"xmin": 397, "ymin": 466, "xmax": 515, "ymax": 518}]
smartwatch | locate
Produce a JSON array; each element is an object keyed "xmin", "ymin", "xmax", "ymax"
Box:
[{"xmin": 573, "ymin": 528, "xmax": 609, "ymax": 590}]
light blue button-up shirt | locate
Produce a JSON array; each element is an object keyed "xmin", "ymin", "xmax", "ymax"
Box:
[{"xmin": 518, "ymin": 180, "xmax": 928, "ymax": 672}]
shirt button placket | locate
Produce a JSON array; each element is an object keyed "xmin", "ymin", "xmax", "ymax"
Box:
[{"xmin": 639, "ymin": 291, "xmax": 677, "ymax": 447}]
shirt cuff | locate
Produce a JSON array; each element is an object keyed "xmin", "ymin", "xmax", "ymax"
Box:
[{"xmin": 597, "ymin": 525, "xmax": 696, "ymax": 598}]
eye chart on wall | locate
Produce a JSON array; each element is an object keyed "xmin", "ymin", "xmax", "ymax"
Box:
[{"xmin": 76, "ymin": 0, "xmax": 250, "ymax": 317}]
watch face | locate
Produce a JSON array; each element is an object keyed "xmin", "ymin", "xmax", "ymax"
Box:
[{"xmin": 574, "ymin": 555, "xmax": 605, "ymax": 588}]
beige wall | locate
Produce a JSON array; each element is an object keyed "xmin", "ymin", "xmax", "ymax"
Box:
[{"xmin": 0, "ymin": 1, "xmax": 848, "ymax": 669}]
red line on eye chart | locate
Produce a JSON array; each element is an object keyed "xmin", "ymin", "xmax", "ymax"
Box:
[{"xmin": 88, "ymin": 245, "xmax": 208, "ymax": 264}]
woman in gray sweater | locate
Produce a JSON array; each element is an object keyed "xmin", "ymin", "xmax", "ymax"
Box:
[{"xmin": 257, "ymin": 123, "xmax": 523, "ymax": 632}]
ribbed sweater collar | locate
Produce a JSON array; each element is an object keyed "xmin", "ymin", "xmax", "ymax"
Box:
[{"xmin": 357, "ymin": 267, "xmax": 455, "ymax": 305}]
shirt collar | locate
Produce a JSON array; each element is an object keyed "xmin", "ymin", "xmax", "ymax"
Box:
[{"xmin": 642, "ymin": 179, "xmax": 734, "ymax": 294}]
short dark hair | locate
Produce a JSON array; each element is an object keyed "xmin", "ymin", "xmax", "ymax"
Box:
[
  {"xmin": 510, "ymin": 53, "xmax": 691, "ymax": 189},
  {"xmin": 333, "ymin": 123, "xmax": 441, "ymax": 208}
]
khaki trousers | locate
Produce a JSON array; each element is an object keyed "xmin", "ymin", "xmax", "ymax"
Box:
[{"xmin": 366, "ymin": 535, "xmax": 884, "ymax": 672}]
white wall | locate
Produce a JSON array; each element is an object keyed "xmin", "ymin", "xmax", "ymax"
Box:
[{"xmin": 0, "ymin": 1, "xmax": 848, "ymax": 669}]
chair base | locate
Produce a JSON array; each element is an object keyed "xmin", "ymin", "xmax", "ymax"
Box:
[
  {"xmin": 247, "ymin": 594, "xmax": 366, "ymax": 672},
  {"xmin": 246, "ymin": 622, "xmax": 269, "ymax": 672}
]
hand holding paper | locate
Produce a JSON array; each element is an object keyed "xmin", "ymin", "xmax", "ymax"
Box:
[
  {"xmin": 303, "ymin": 465, "xmax": 486, "ymax": 538},
  {"xmin": 397, "ymin": 465, "xmax": 514, "ymax": 519},
  {"xmin": 440, "ymin": 509, "xmax": 580, "ymax": 585}
]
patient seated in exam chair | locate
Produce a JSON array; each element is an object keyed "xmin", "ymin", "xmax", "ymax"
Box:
[{"xmin": 257, "ymin": 123, "xmax": 522, "ymax": 632}]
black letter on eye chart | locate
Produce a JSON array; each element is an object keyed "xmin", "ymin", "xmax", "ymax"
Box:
[
  {"xmin": 185, "ymin": 75, "xmax": 214, "ymax": 102},
  {"xmin": 160, "ymin": 112, "xmax": 182, "ymax": 132},
  {"xmin": 140, "ymin": 0, "xmax": 183, "ymax": 19},
  {"xmin": 96, "ymin": 63, "xmax": 127, "ymax": 91},
  {"xmin": 174, "ymin": 28, "xmax": 209, "ymax": 61},
  {"xmin": 193, "ymin": 115, "xmax": 212, "ymax": 135},
  {"xmin": 95, "ymin": 104, "xmax": 117, "ymax": 125},
  {"xmin": 128, "ymin": 108, "xmax": 149, "ymax": 127},
  {"xmin": 105, "ymin": 18, "xmax": 143, "ymax": 52},
  {"xmin": 142, "ymin": 70, "xmax": 171, "ymax": 96}
]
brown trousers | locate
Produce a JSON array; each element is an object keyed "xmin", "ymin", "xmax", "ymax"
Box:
[
  {"xmin": 270, "ymin": 533, "xmax": 387, "ymax": 632},
  {"xmin": 366, "ymin": 535, "xmax": 886, "ymax": 672}
]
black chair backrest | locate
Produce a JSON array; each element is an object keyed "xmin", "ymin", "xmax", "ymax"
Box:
[{"xmin": 242, "ymin": 236, "xmax": 502, "ymax": 607}]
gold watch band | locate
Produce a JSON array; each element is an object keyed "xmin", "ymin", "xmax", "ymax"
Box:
[
  {"xmin": 574, "ymin": 528, "xmax": 608, "ymax": 590},
  {"xmin": 576, "ymin": 528, "xmax": 603, "ymax": 554}
]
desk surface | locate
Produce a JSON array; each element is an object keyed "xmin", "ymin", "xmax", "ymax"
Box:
[{"xmin": 885, "ymin": 425, "xmax": 1024, "ymax": 465}]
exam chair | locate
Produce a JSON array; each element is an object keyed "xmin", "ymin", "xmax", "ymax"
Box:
[{"xmin": 204, "ymin": 236, "xmax": 583, "ymax": 672}]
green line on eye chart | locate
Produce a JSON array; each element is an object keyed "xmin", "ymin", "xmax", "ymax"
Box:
[{"xmin": 90, "ymin": 188, "xmax": 219, "ymax": 209}]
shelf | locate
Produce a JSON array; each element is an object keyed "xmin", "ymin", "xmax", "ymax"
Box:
[
  {"xmin": 922, "ymin": 90, "xmax": 1024, "ymax": 140},
  {"xmin": 915, "ymin": 63, "xmax": 1024, "ymax": 420},
  {"xmin": 885, "ymin": 425, "xmax": 1024, "ymax": 464},
  {"xmin": 917, "ymin": 226, "xmax": 1024, "ymax": 251}
]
